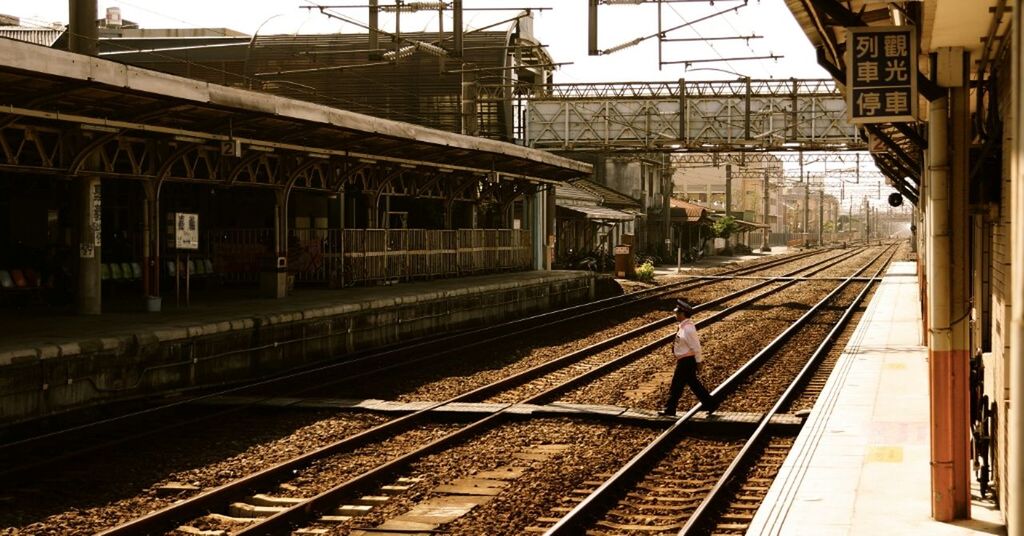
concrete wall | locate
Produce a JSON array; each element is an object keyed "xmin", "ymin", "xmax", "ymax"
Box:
[{"xmin": 0, "ymin": 272, "xmax": 615, "ymax": 426}]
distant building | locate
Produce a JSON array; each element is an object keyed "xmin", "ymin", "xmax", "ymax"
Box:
[
  {"xmin": 0, "ymin": 13, "xmax": 64, "ymax": 46},
  {"xmin": 39, "ymin": 10, "xmax": 552, "ymax": 142},
  {"xmin": 673, "ymin": 157, "xmax": 785, "ymax": 235}
]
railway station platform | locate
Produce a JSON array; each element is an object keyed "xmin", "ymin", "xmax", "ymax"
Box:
[
  {"xmin": 0, "ymin": 270, "xmax": 613, "ymax": 426},
  {"xmin": 651, "ymin": 246, "xmax": 793, "ymax": 278},
  {"xmin": 748, "ymin": 261, "xmax": 1006, "ymax": 535}
]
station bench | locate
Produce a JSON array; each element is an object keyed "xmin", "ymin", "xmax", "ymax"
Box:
[{"xmin": 0, "ymin": 268, "xmax": 47, "ymax": 306}]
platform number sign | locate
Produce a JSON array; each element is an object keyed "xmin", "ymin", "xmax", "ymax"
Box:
[
  {"xmin": 174, "ymin": 212, "xmax": 199, "ymax": 250},
  {"xmin": 846, "ymin": 26, "xmax": 918, "ymax": 124}
]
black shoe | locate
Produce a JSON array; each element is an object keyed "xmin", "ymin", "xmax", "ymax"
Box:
[
  {"xmin": 657, "ymin": 409, "xmax": 676, "ymax": 417},
  {"xmin": 703, "ymin": 402, "xmax": 719, "ymax": 415}
]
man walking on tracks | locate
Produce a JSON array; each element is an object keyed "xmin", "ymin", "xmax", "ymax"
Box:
[{"xmin": 659, "ymin": 299, "xmax": 718, "ymax": 417}]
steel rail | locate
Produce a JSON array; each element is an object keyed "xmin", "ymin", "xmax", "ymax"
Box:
[
  {"xmin": 198, "ymin": 248, "xmax": 875, "ymax": 536},
  {"xmin": 449, "ymin": 249, "xmax": 866, "ymax": 403},
  {"xmin": 98, "ymin": 248, "xmax": 867, "ymax": 536},
  {"xmin": 678, "ymin": 246, "xmax": 898, "ymax": 535},
  {"xmin": 541, "ymin": 244, "xmax": 896, "ymax": 535},
  {"xmin": 0, "ymin": 248, "xmax": 827, "ymax": 475}
]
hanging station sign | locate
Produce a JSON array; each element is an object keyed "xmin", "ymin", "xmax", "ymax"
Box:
[{"xmin": 845, "ymin": 26, "xmax": 918, "ymax": 124}]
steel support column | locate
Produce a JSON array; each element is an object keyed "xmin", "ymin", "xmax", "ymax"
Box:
[
  {"xmin": 70, "ymin": 0, "xmax": 101, "ymax": 315},
  {"xmin": 949, "ymin": 60, "xmax": 973, "ymax": 521},
  {"xmin": 76, "ymin": 176, "xmax": 101, "ymax": 315},
  {"xmin": 761, "ymin": 171, "xmax": 771, "ymax": 252},
  {"xmin": 927, "ymin": 59, "xmax": 971, "ymax": 518},
  {"xmin": 530, "ymin": 187, "xmax": 546, "ymax": 270}
]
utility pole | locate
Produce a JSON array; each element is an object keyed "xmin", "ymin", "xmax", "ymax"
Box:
[
  {"xmin": 368, "ymin": 0, "xmax": 379, "ymax": 52},
  {"xmin": 818, "ymin": 188, "xmax": 824, "ymax": 246},
  {"xmin": 725, "ymin": 164, "xmax": 733, "ymax": 219},
  {"xmin": 761, "ymin": 170, "xmax": 771, "ymax": 252},
  {"xmin": 803, "ymin": 181, "xmax": 810, "ymax": 247},
  {"xmin": 800, "ymin": 153, "xmax": 809, "ymax": 247}
]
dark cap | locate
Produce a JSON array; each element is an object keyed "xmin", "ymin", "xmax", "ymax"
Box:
[{"xmin": 672, "ymin": 299, "xmax": 694, "ymax": 315}]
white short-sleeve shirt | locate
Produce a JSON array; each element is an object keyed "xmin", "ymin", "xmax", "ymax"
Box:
[{"xmin": 672, "ymin": 318, "xmax": 702, "ymax": 362}]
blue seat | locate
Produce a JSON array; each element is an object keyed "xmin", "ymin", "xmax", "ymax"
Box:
[
  {"xmin": 100, "ymin": 263, "xmax": 111, "ymax": 281},
  {"xmin": 120, "ymin": 262, "xmax": 135, "ymax": 280},
  {"xmin": 192, "ymin": 259, "xmax": 206, "ymax": 276},
  {"xmin": 131, "ymin": 262, "xmax": 144, "ymax": 280},
  {"xmin": 186, "ymin": 260, "xmax": 196, "ymax": 276},
  {"xmin": 0, "ymin": 270, "xmax": 13, "ymax": 289},
  {"xmin": 204, "ymin": 259, "xmax": 214, "ymax": 274},
  {"xmin": 166, "ymin": 261, "xmax": 176, "ymax": 277}
]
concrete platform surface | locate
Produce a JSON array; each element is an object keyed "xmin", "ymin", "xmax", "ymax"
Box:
[
  {"xmin": 653, "ymin": 246, "xmax": 794, "ymax": 277},
  {"xmin": 747, "ymin": 262, "xmax": 1006, "ymax": 536},
  {"xmin": 0, "ymin": 270, "xmax": 609, "ymax": 425},
  {"xmin": 0, "ymin": 270, "xmax": 601, "ymax": 363}
]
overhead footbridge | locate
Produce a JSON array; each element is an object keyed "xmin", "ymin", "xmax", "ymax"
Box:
[{"xmin": 526, "ymin": 79, "xmax": 859, "ymax": 153}]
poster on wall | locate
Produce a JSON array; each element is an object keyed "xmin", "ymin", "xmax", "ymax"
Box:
[{"xmin": 174, "ymin": 212, "xmax": 199, "ymax": 250}]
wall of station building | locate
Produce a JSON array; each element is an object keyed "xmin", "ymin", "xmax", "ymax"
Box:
[
  {"xmin": 909, "ymin": 44, "xmax": 1016, "ymax": 515},
  {"xmin": 989, "ymin": 53, "xmax": 1014, "ymax": 513}
]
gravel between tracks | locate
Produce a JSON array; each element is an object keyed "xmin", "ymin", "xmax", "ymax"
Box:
[
  {"xmin": 0, "ymin": 411, "xmax": 385, "ymax": 535},
  {"xmin": 304, "ymin": 419, "xmax": 657, "ymax": 535},
  {"xmin": 555, "ymin": 246, "xmax": 890, "ymax": 411},
  {"xmin": 328, "ymin": 249, "xmax": 852, "ymax": 405}
]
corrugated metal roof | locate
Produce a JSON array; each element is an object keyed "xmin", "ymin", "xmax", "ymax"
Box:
[
  {"xmin": 572, "ymin": 179, "xmax": 642, "ymax": 209},
  {"xmin": 557, "ymin": 204, "xmax": 635, "ymax": 222},
  {"xmin": 0, "ymin": 27, "xmax": 64, "ymax": 46},
  {"xmin": 0, "ymin": 37, "xmax": 590, "ymax": 182},
  {"xmin": 556, "ymin": 183, "xmax": 602, "ymax": 204},
  {"xmin": 670, "ymin": 198, "xmax": 710, "ymax": 223}
]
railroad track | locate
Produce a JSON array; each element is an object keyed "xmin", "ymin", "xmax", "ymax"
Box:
[
  {"xmin": 3, "ymin": 248, "xmax": 890, "ymax": 535},
  {"xmin": 0, "ymin": 247, "xmax": 834, "ymax": 477},
  {"xmin": 534, "ymin": 243, "xmax": 897, "ymax": 535},
  {"xmin": 91, "ymin": 248, "xmax": 878, "ymax": 535}
]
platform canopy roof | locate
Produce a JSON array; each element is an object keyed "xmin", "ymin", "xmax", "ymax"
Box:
[
  {"xmin": 557, "ymin": 204, "xmax": 635, "ymax": 223},
  {"xmin": 709, "ymin": 212, "xmax": 767, "ymax": 231},
  {"xmin": 0, "ymin": 38, "xmax": 590, "ymax": 183},
  {"xmin": 670, "ymin": 198, "xmax": 712, "ymax": 224}
]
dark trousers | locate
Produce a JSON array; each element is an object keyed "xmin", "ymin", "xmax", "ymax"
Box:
[{"xmin": 664, "ymin": 356, "xmax": 715, "ymax": 412}]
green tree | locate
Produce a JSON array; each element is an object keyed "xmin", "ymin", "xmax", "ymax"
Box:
[{"xmin": 712, "ymin": 216, "xmax": 739, "ymax": 240}]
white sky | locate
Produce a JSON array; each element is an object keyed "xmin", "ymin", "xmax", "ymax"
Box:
[{"xmin": 10, "ymin": 0, "xmax": 830, "ymax": 82}]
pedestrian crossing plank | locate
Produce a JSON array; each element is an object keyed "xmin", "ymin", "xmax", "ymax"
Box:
[
  {"xmin": 174, "ymin": 527, "xmax": 225, "ymax": 536},
  {"xmin": 318, "ymin": 515, "xmax": 354, "ymax": 523},
  {"xmin": 620, "ymin": 502, "xmax": 695, "ymax": 512},
  {"xmin": 717, "ymin": 523, "xmax": 751, "ymax": 530},
  {"xmin": 607, "ymin": 511, "xmax": 685, "ymax": 522},
  {"xmin": 202, "ymin": 513, "xmax": 257, "ymax": 525},
  {"xmin": 433, "ymin": 478, "xmax": 506, "ymax": 496},
  {"xmin": 595, "ymin": 520, "xmax": 683, "ymax": 531},
  {"xmin": 473, "ymin": 466, "xmax": 527, "ymax": 480}
]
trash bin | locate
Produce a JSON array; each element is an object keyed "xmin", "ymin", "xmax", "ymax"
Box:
[
  {"xmin": 614, "ymin": 244, "xmax": 634, "ymax": 278},
  {"xmin": 260, "ymin": 256, "xmax": 288, "ymax": 299}
]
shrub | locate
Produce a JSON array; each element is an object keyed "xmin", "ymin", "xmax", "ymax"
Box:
[{"xmin": 634, "ymin": 260, "xmax": 655, "ymax": 282}]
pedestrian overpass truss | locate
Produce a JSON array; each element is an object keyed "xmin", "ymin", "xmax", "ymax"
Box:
[{"xmin": 526, "ymin": 79, "xmax": 861, "ymax": 152}]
